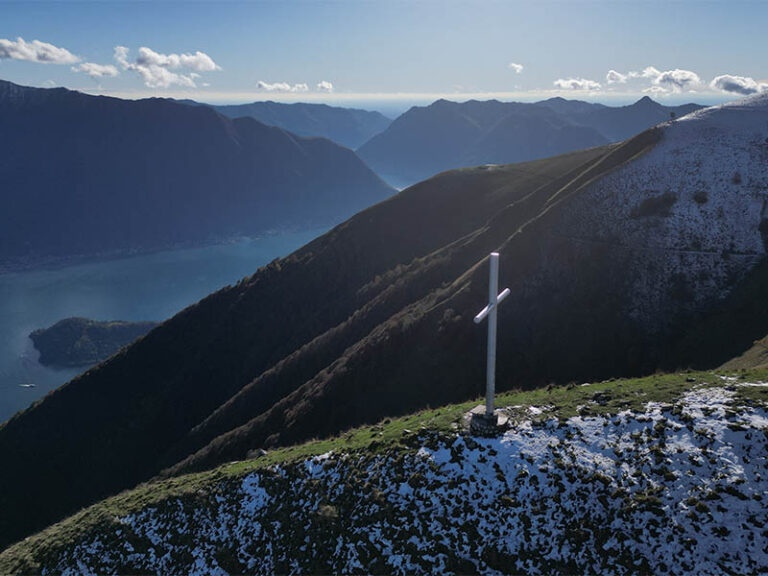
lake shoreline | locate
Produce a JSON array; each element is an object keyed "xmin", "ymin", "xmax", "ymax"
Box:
[
  {"xmin": 0, "ymin": 225, "xmax": 325, "ymax": 277},
  {"xmin": 0, "ymin": 227, "xmax": 327, "ymax": 424}
]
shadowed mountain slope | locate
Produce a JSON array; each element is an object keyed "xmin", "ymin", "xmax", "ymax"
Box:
[
  {"xmin": 1, "ymin": 94, "xmax": 766, "ymax": 551},
  {"xmin": 0, "ymin": 80, "xmax": 393, "ymax": 269},
  {"xmin": 211, "ymin": 101, "xmax": 391, "ymax": 149}
]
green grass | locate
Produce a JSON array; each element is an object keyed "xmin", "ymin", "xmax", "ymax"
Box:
[{"xmin": 2, "ymin": 367, "xmax": 766, "ymax": 573}]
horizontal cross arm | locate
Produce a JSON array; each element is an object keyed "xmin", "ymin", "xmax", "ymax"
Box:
[{"xmin": 473, "ymin": 288, "xmax": 511, "ymax": 323}]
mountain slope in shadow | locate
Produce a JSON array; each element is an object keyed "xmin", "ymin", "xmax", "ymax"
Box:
[
  {"xmin": 0, "ymin": 80, "xmax": 393, "ymax": 269},
  {"xmin": 1, "ymin": 94, "xmax": 766, "ymax": 551},
  {"xmin": 211, "ymin": 100, "xmax": 391, "ymax": 149}
]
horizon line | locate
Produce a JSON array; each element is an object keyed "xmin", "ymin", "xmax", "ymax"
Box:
[{"xmin": 45, "ymin": 85, "xmax": 737, "ymax": 108}]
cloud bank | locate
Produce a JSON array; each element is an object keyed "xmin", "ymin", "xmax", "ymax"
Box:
[
  {"xmin": 256, "ymin": 81, "xmax": 309, "ymax": 93},
  {"xmin": 554, "ymin": 77, "xmax": 601, "ymax": 91},
  {"xmin": 608, "ymin": 66, "xmax": 701, "ymax": 94},
  {"xmin": 652, "ymin": 68, "xmax": 700, "ymax": 92},
  {"xmin": 72, "ymin": 62, "xmax": 119, "ymax": 79},
  {"xmin": 710, "ymin": 74, "xmax": 768, "ymax": 95},
  {"xmin": 606, "ymin": 70, "xmax": 627, "ymax": 84},
  {"xmin": 255, "ymin": 80, "xmax": 335, "ymax": 93},
  {"xmin": 0, "ymin": 37, "xmax": 79, "ymax": 64},
  {"xmin": 114, "ymin": 46, "xmax": 220, "ymax": 88}
]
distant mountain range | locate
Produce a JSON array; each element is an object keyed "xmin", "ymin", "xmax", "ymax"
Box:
[
  {"xmin": 357, "ymin": 96, "xmax": 703, "ymax": 187},
  {"xmin": 0, "ymin": 80, "xmax": 394, "ymax": 269},
  {"xmin": 208, "ymin": 101, "xmax": 392, "ymax": 149},
  {"xmin": 1, "ymin": 93, "xmax": 766, "ymax": 550}
]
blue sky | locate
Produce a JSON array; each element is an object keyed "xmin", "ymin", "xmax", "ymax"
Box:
[{"xmin": 1, "ymin": 0, "xmax": 766, "ymax": 114}]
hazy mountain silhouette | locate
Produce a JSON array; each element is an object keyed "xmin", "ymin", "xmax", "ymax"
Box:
[
  {"xmin": 537, "ymin": 95, "xmax": 703, "ymax": 141},
  {"xmin": 357, "ymin": 96, "xmax": 703, "ymax": 187},
  {"xmin": 210, "ymin": 101, "xmax": 391, "ymax": 149},
  {"xmin": 0, "ymin": 80, "xmax": 394, "ymax": 269}
]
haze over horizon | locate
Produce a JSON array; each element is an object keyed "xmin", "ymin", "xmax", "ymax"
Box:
[{"xmin": 1, "ymin": 0, "xmax": 766, "ymax": 115}]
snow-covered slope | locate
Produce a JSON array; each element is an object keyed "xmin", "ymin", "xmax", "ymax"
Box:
[
  {"xmin": 550, "ymin": 93, "xmax": 768, "ymax": 328},
  {"xmin": 2, "ymin": 374, "xmax": 765, "ymax": 575}
]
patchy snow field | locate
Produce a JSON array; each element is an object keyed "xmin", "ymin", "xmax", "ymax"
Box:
[
  {"xmin": 559, "ymin": 93, "xmax": 768, "ymax": 327},
  {"xmin": 45, "ymin": 381, "xmax": 767, "ymax": 575}
]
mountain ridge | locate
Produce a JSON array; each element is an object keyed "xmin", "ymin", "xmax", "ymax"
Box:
[
  {"xmin": 209, "ymin": 100, "xmax": 392, "ymax": 149},
  {"xmin": 0, "ymin": 79, "xmax": 394, "ymax": 270},
  {"xmin": 357, "ymin": 96, "xmax": 704, "ymax": 187}
]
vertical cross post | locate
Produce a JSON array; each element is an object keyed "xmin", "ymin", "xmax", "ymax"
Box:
[{"xmin": 474, "ymin": 252, "xmax": 510, "ymax": 418}]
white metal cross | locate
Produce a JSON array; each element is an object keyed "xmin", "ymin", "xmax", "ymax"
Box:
[{"xmin": 474, "ymin": 252, "xmax": 510, "ymax": 417}]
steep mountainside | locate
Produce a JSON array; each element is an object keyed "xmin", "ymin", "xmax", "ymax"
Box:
[
  {"xmin": 30, "ymin": 318, "xmax": 158, "ymax": 367},
  {"xmin": 211, "ymin": 101, "xmax": 391, "ymax": 149},
  {"xmin": 0, "ymin": 95, "xmax": 766, "ymax": 551},
  {"xmin": 721, "ymin": 334, "xmax": 768, "ymax": 369},
  {"xmin": 0, "ymin": 80, "xmax": 393, "ymax": 269},
  {"xmin": 1, "ymin": 371, "xmax": 765, "ymax": 574},
  {"xmin": 357, "ymin": 97, "xmax": 702, "ymax": 187}
]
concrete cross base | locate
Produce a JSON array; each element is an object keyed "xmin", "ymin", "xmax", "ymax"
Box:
[{"xmin": 467, "ymin": 404, "xmax": 509, "ymax": 436}]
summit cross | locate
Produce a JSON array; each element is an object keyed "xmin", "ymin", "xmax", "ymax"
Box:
[{"xmin": 474, "ymin": 252, "xmax": 510, "ymax": 418}]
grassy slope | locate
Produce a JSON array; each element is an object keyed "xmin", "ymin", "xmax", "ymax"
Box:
[
  {"xmin": 2, "ymin": 367, "xmax": 766, "ymax": 573},
  {"xmin": 0, "ymin": 144, "xmax": 618, "ymax": 551},
  {"xmin": 721, "ymin": 335, "xmax": 768, "ymax": 370}
]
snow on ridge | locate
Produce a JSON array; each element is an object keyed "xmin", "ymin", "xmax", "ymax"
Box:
[
  {"xmin": 42, "ymin": 383, "xmax": 767, "ymax": 576},
  {"xmin": 556, "ymin": 84, "xmax": 768, "ymax": 328},
  {"xmin": 679, "ymin": 91, "xmax": 768, "ymax": 124}
]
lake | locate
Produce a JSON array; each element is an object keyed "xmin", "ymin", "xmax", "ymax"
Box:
[{"xmin": 0, "ymin": 230, "xmax": 323, "ymax": 424}]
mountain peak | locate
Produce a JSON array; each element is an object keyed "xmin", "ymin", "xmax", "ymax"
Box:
[{"xmin": 633, "ymin": 95, "xmax": 660, "ymax": 108}]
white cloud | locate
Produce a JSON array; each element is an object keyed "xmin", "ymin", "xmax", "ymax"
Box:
[
  {"xmin": 508, "ymin": 62, "xmax": 524, "ymax": 74},
  {"xmin": 624, "ymin": 66, "xmax": 700, "ymax": 93},
  {"xmin": 642, "ymin": 86, "xmax": 669, "ymax": 95},
  {"xmin": 114, "ymin": 45, "xmax": 220, "ymax": 89},
  {"xmin": 553, "ymin": 77, "xmax": 601, "ymax": 91},
  {"xmin": 72, "ymin": 62, "xmax": 119, "ymax": 79},
  {"xmin": 606, "ymin": 70, "xmax": 627, "ymax": 84},
  {"xmin": 710, "ymin": 74, "xmax": 768, "ymax": 95},
  {"xmin": 0, "ymin": 37, "xmax": 79, "ymax": 64},
  {"xmin": 653, "ymin": 68, "xmax": 700, "ymax": 92},
  {"xmin": 633, "ymin": 66, "xmax": 662, "ymax": 80},
  {"xmin": 316, "ymin": 80, "xmax": 334, "ymax": 93},
  {"xmin": 256, "ymin": 81, "xmax": 309, "ymax": 93},
  {"xmin": 135, "ymin": 47, "xmax": 219, "ymax": 72}
]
